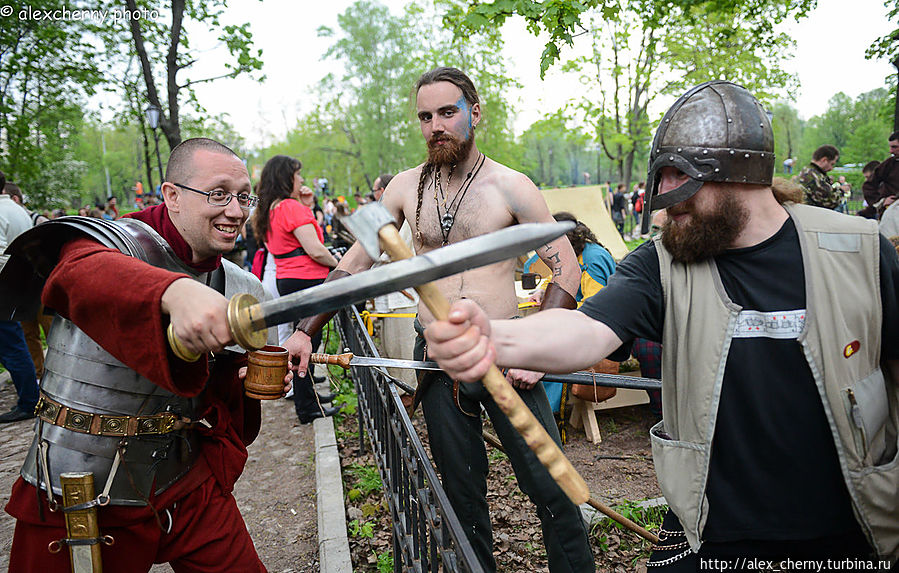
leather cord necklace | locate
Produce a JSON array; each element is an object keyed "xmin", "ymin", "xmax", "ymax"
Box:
[{"xmin": 434, "ymin": 152, "xmax": 485, "ymax": 246}]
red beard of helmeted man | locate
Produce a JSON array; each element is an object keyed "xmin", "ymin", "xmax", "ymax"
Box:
[
  {"xmin": 427, "ymin": 125, "xmax": 474, "ymax": 167},
  {"xmin": 661, "ymin": 189, "xmax": 749, "ymax": 264}
]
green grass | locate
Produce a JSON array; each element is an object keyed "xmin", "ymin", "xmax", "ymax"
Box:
[
  {"xmin": 591, "ymin": 500, "xmax": 666, "ymax": 560},
  {"xmin": 375, "ymin": 550, "xmax": 393, "ymax": 573},
  {"xmin": 348, "ymin": 518, "xmax": 374, "ymax": 539},
  {"xmin": 346, "ymin": 462, "xmax": 382, "ymax": 496}
]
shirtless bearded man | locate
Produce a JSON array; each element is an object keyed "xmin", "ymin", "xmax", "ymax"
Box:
[{"xmin": 285, "ymin": 67, "xmax": 594, "ymax": 571}]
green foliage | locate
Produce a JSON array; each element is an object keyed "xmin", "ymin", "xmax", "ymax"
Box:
[
  {"xmin": 865, "ymin": 0, "xmax": 899, "ymax": 63},
  {"xmin": 346, "ymin": 463, "xmax": 383, "ymax": 496},
  {"xmin": 375, "ymin": 550, "xmax": 393, "ymax": 573},
  {"xmin": 553, "ymin": 0, "xmax": 805, "ymax": 194},
  {"xmin": 0, "ymin": 0, "xmax": 103, "ymax": 209},
  {"xmin": 256, "ymin": 0, "xmax": 523, "ymax": 193},
  {"xmin": 800, "ymin": 88, "xmax": 893, "ymax": 166},
  {"xmin": 94, "ymin": 0, "xmax": 263, "ymax": 150},
  {"xmin": 488, "ymin": 447, "xmax": 508, "ymax": 462},
  {"xmin": 771, "ymin": 101, "xmax": 802, "ymax": 167},
  {"xmin": 445, "ymin": 0, "xmax": 612, "ymax": 78},
  {"xmin": 348, "ymin": 518, "xmax": 375, "ymax": 539},
  {"xmin": 444, "ymin": 0, "xmax": 814, "ymax": 78},
  {"xmin": 591, "ymin": 501, "xmax": 666, "ymax": 557},
  {"xmin": 519, "ymin": 110, "xmax": 593, "ymax": 187}
]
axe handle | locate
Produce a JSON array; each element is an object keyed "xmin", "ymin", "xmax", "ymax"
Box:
[
  {"xmin": 376, "ymin": 226, "xmax": 590, "ymax": 505},
  {"xmin": 311, "ymin": 352, "xmax": 354, "ymax": 369}
]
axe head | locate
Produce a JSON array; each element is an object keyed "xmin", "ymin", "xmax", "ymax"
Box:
[{"xmin": 341, "ymin": 202, "xmax": 397, "ymax": 260}]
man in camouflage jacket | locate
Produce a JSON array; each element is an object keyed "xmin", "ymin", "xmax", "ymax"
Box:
[{"xmin": 795, "ymin": 144, "xmax": 841, "ymax": 209}]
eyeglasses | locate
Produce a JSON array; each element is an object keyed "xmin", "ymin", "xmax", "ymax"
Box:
[{"xmin": 173, "ymin": 183, "xmax": 258, "ymax": 209}]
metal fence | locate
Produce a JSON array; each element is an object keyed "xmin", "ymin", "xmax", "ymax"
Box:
[{"xmin": 334, "ymin": 306, "xmax": 484, "ymax": 573}]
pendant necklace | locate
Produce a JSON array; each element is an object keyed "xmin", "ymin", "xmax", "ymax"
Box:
[{"xmin": 435, "ymin": 152, "xmax": 485, "ymax": 245}]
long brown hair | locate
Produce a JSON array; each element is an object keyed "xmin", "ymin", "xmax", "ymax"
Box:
[
  {"xmin": 415, "ymin": 67, "xmax": 480, "ymax": 108},
  {"xmin": 252, "ymin": 155, "xmax": 301, "ymax": 242},
  {"xmin": 552, "ymin": 211, "xmax": 601, "ymax": 257}
]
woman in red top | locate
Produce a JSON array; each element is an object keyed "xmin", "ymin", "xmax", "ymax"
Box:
[{"xmin": 253, "ymin": 155, "xmax": 339, "ymax": 423}]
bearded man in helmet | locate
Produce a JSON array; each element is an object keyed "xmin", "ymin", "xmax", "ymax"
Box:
[{"xmin": 422, "ymin": 81, "xmax": 899, "ymax": 566}]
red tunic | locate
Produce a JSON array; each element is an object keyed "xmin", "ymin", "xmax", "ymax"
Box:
[{"xmin": 5, "ymin": 234, "xmax": 265, "ymax": 571}]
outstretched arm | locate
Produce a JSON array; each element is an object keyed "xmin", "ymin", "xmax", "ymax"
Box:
[{"xmin": 425, "ymin": 300, "xmax": 622, "ymax": 383}]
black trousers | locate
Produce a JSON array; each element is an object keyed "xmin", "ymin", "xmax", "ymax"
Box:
[
  {"xmin": 277, "ymin": 277, "xmax": 326, "ymax": 419},
  {"xmin": 414, "ymin": 327, "xmax": 594, "ymax": 572}
]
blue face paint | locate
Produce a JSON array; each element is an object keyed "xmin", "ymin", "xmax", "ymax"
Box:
[{"xmin": 455, "ymin": 96, "xmax": 472, "ymax": 140}]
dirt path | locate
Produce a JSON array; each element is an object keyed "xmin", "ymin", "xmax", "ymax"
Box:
[{"xmin": 0, "ymin": 379, "xmax": 319, "ymax": 573}]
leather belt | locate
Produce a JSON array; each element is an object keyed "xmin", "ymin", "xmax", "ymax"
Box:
[
  {"xmin": 36, "ymin": 394, "xmax": 198, "ymax": 437},
  {"xmin": 272, "ymin": 247, "xmax": 306, "ymax": 259}
]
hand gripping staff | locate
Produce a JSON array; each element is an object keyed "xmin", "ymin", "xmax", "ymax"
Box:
[{"xmin": 342, "ymin": 203, "xmax": 590, "ymax": 505}]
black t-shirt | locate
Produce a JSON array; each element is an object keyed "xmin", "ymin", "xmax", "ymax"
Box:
[{"xmin": 579, "ymin": 218, "xmax": 899, "ymax": 542}]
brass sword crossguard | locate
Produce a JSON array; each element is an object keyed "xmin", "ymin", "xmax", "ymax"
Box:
[{"xmin": 166, "ymin": 293, "xmax": 267, "ymax": 362}]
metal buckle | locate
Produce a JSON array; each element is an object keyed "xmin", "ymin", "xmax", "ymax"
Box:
[
  {"xmin": 136, "ymin": 414, "xmax": 176, "ymax": 435},
  {"xmin": 158, "ymin": 415, "xmax": 177, "ymax": 434}
]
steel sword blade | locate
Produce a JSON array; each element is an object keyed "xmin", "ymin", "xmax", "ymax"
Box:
[
  {"xmin": 341, "ymin": 356, "xmax": 662, "ymax": 392},
  {"xmin": 246, "ymin": 221, "xmax": 574, "ymax": 329}
]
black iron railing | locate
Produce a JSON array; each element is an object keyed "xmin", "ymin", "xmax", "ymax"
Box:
[{"xmin": 335, "ymin": 306, "xmax": 484, "ymax": 573}]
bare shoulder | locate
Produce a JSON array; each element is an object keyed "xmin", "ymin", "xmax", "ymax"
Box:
[
  {"xmin": 482, "ymin": 158, "xmax": 538, "ymax": 194},
  {"xmin": 480, "ymin": 157, "xmax": 548, "ymax": 220}
]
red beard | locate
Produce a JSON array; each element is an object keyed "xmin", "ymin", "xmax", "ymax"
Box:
[
  {"xmin": 427, "ymin": 130, "xmax": 474, "ymax": 166},
  {"xmin": 660, "ymin": 191, "xmax": 748, "ymax": 263}
]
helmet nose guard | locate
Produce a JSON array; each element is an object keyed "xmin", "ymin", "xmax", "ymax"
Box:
[{"xmin": 641, "ymin": 81, "xmax": 775, "ymax": 235}]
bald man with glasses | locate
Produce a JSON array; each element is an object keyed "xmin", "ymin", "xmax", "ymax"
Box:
[{"xmin": 3, "ymin": 138, "xmax": 283, "ymax": 572}]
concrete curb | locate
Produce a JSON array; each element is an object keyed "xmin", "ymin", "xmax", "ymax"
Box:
[{"xmin": 314, "ymin": 416, "xmax": 352, "ymax": 572}]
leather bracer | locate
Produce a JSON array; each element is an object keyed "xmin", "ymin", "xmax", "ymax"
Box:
[{"xmin": 539, "ymin": 282, "xmax": 577, "ymax": 311}]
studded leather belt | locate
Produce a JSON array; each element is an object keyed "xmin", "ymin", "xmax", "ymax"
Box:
[{"xmin": 36, "ymin": 393, "xmax": 198, "ymax": 437}]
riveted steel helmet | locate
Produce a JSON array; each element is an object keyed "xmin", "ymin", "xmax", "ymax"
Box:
[{"xmin": 641, "ymin": 80, "xmax": 775, "ymax": 234}]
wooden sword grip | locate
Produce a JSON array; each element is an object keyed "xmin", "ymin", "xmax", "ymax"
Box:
[
  {"xmin": 376, "ymin": 225, "xmax": 590, "ymax": 505},
  {"xmin": 311, "ymin": 352, "xmax": 354, "ymax": 369}
]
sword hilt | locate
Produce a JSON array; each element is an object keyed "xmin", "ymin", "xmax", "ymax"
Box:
[
  {"xmin": 310, "ymin": 352, "xmax": 354, "ymax": 369},
  {"xmin": 375, "ymin": 224, "xmax": 591, "ymax": 506},
  {"xmin": 166, "ymin": 293, "xmax": 267, "ymax": 362}
]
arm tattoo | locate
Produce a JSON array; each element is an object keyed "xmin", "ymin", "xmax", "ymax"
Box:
[{"xmin": 545, "ymin": 250, "xmax": 562, "ymax": 277}]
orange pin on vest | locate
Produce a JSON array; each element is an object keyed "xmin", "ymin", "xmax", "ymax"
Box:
[{"xmin": 843, "ymin": 340, "xmax": 860, "ymax": 358}]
